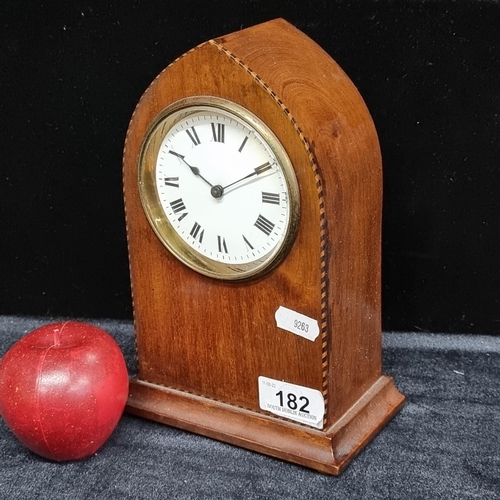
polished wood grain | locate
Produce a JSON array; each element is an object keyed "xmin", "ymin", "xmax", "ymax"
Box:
[{"xmin": 123, "ymin": 18, "xmax": 404, "ymax": 475}]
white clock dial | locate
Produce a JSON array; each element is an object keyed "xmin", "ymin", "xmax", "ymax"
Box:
[
  {"xmin": 156, "ymin": 110, "xmax": 290, "ymax": 264},
  {"xmin": 138, "ymin": 97, "xmax": 300, "ymax": 280}
]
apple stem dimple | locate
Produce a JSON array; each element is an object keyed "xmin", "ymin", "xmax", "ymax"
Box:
[{"xmin": 53, "ymin": 322, "xmax": 69, "ymax": 347}]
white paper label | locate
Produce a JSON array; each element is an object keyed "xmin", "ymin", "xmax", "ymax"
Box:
[
  {"xmin": 274, "ymin": 306, "xmax": 320, "ymax": 342},
  {"xmin": 258, "ymin": 376, "xmax": 324, "ymax": 429}
]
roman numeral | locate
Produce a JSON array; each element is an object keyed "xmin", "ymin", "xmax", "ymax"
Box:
[
  {"xmin": 238, "ymin": 136, "xmax": 249, "ymax": 152},
  {"xmin": 170, "ymin": 198, "xmax": 186, "ymax": 214},
  {"xmin": 254, "ymin": 214, "xmax": 275, "ymax": 236},
  {"xmin": 262, "ymin": 191, "xmax": 280, "ymax": 205},
  {"xmin": 164, "ymin": 177, "xmax": 179, "ymax": 188},
  {"xmin": 211, "ymin": 123, "xmax": 225, "ymax": 143},
  {"xmin": 242, "ymin": 235, "xmax": 254, "ymax": 250},
  {"xmin": 186, "ymin": 127, "xmax": 201, "ymax": 146},
  {"xmin": 190, "ymin": 222, "xmax": 204, "ymax": 243},
  {"xmin": 218, "ymin": 235, "xmax": 228, "ymax": 253}
]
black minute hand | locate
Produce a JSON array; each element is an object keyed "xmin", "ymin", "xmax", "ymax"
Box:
[
  {"xmin": 221, "ymin": 162, "xmax": 273, "ymax": 191},
  {"xmin": 168, "ymin": 150, "xmax": 213, "ymax": 187}
]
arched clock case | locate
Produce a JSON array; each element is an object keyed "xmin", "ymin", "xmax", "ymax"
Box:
[{"xmin": 122, "ymin": 18, "xmax": 405, "ymax": 475}]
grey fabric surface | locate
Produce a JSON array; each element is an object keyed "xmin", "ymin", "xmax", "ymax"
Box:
[{"xmin": 0, "ymin": 316, "xmax": 499, "ymax": 499}]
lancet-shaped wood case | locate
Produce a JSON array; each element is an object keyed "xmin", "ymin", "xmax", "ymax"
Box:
[{"xmin": 123, "ymin": 18, "xmax": 404, "ymax": 475}]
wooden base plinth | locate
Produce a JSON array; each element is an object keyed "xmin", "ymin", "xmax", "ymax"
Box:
[{"xmin": 126, "ymin": 377, "xmax": 405, "ymax": 475}]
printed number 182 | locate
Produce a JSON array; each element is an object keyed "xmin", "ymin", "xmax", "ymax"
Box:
[{"xmin": 276, "ymin": 390, "xmax": 310, "ymax": 413}]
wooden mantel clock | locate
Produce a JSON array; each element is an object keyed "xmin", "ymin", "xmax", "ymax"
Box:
[{"xmin": 123, "ymin": 18, "xmax": 404, "ymax": 475}]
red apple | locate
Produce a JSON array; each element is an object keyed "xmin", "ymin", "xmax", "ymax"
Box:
[{"xmin": 0, "ymin": 321, "xmax": 129, "ymax": 461}]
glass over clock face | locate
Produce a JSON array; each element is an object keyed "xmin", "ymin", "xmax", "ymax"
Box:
[{"xmin": 138, "ymin": 96, "xmax": 300, "ymax": 280}]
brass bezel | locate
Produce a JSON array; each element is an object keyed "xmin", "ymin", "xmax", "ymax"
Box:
[{"xmin": 137, "ymin": 96, "xmax": 300, "ymax": 280}]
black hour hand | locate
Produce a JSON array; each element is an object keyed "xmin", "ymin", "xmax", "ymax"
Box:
[{"xmin": 169, "ymin": 150, "xmax": 213, "ymax": 187}]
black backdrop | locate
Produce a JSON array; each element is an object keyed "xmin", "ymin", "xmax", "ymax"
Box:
[{"xmin": 1, "ymin": 1, "xmax": 499, "ymax": 334}]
